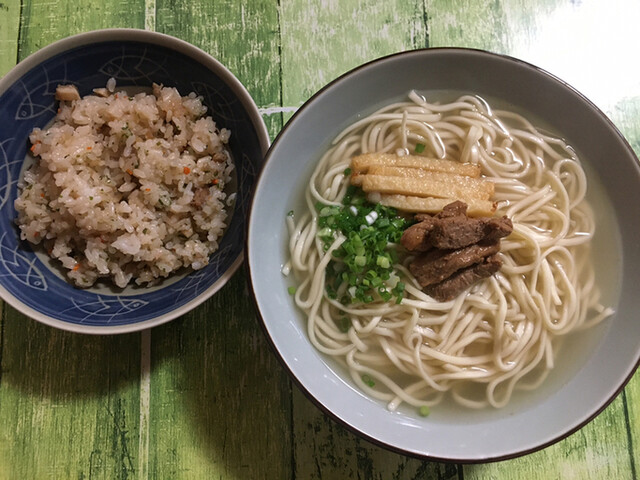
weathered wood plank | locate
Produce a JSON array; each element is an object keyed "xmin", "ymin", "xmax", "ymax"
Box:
[
  {"xmin": 426, "ymin": 0, "xmax": 512, "ymax": 52},
  {"xmin": 426, "ymin": 0, "xmax": 565, "ymax": 53},
  {"xmin": 464, "ymin": 394, "xmax": 634, "ymax": 480},
  {"xmin": 18, "ymin": 0, "xmax": 145, "ymax": 57},
  {"xmin": 0, "ymin": 0, "xmax": 20, "ymax": 77},
  {"xmin": 0, "ymin": 2, "xmax": 146, "ymax": 479},
  {"xmin": 147, "ymin": 271, "xmax": 292, "ymax": 479},
  {"xmin": 292, "ymin": 388, "xmax": 460, "ymax": 480},
  {"xmin": 279, "ymin": 0, "xmax": 428, "ymax": 124},
  {"xmin": 0, "ymin": 313, "xmax": 142, "ymax": 480}
]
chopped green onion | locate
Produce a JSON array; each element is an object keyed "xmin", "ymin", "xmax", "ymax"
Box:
[
  {"xmin": 344, "ymin": 167, "xmax": 352, "ymax": 176},
  {"xmin": 418, "ymin": 405, "xmax": 430, "ymax": 417},
  {"xmin": 315, "ymin": 186, "xmax": 410, "ymax": 304},
  {"xmin": 392, "ymin": 281, "xmax": 405, "ymax": 304},
  {"xmin": 337, "ymin": 317, "xmax": 351, "ymax": 332},
  {"xmin": 415, "ymin": 143, "xmax": 426, "ymax": 153},
  {"xmin": 121, "ymin": 123, "xmax": 132, "ymax": 138},
  {"xmin": 376, "ymin": 256, "xmax": 390, "ymax": 269},
  {"xmin": 287, "ymin": 286, "xmax": 296, "ymax": 295},
  {"xmin": 287, "ymin": 210, "xmax": 294, "ymax": 217},
  {"xmin": 362, "ymin": 374, "xmax": 375, "ymax": 387},
  {"xmin": 319, "ymin": 206, "xmax": 340, "ymax": 217},
  {"xmin": 317, "ymin": 227, "xmax": 333, "ymax": 237}
]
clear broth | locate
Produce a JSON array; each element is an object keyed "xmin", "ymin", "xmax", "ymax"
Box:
[{"xmin": 308, "ymin": 90, "xmax": 622, "ymax": 422}]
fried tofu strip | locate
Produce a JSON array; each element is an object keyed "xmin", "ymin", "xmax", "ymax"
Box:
[
  {"xmin": 351, "ymin": 153, "xmax": 481, "ymax": 178},
  {"xmin": 353, "ymin": 165, "xmax": 494, "ymax": 196},
  {"xmin": 360, "ymin": 173, "xmax": 494, "ymax": 202},
  {"xmin": 369, "ymin": 193, "xmax": 497, "ymax": 217},
  {"xmin": 350, "ymin": 152, "xmax": 497, "ymax": 215}
]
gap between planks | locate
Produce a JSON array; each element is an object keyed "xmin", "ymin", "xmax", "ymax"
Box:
[{"xmin": 138, "ymin": 328, "xmax": 151, "ymax": 480}]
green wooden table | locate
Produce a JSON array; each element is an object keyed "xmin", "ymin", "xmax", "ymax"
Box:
[{"xmin": 1, "ymin": 0, "xmax": 639, "ymax": 478}]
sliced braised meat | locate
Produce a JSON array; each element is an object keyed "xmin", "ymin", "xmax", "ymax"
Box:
[
  {"xmin": 192, "ymin": 187, "xmax": 210, "ymax": 208},
  {"xmin": 429, "ymin": 215, "xmax": 513, "ymax": 249},
  {"xmin": 409, "ymin": 241, "xmax": 500, "ymax": 287},
  {"xmin": 435, "ymin": 200, "xmax": 468, "ymax": 219},
  {"xmin": 424, "ymin": 254, "xmax": 502, "ymax": 302},
  {"xmin": 401, "ymin": 201, "xmax": 512, "ymax": 252},
  {"xmin": 403, "ymin": 200, "xmax": 512, "ymax": 302},
  {"xmin": 400, "ymin": 216, "xmax": 435, "ymax": 252}
]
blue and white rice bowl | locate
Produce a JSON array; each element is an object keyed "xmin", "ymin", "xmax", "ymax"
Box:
[{"xmin": 0, "ymin": 29, "xmax": 269, "ymax": 333}]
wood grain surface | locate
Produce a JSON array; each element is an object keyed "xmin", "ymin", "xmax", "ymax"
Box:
[{"xmin": 0, "ymin": 0, "xmax": 638, "ymax": 479}]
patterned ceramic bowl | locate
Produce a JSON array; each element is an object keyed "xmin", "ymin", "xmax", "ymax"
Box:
[{"xmin": 0, "ymin": 29, "xmax": 269, "ymax": 333}]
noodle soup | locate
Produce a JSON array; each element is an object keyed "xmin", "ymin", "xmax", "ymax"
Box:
[{"xmin": 283, "ymin": 91, "xmax": 618, "ymax": 417}]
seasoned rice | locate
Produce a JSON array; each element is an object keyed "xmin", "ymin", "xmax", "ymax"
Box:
[{"xmin": 15, "ymin": 82, "xmax": 234, "ymax": 288}]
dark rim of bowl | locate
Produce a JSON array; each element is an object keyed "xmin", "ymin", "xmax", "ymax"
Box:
[
  {"xmin": 0, "ymin": 29, "xmax": 270, "ymax": 334},
  {"xmin": 244, "ymin": 46, "xmax": 640, "ymax": 463}
]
